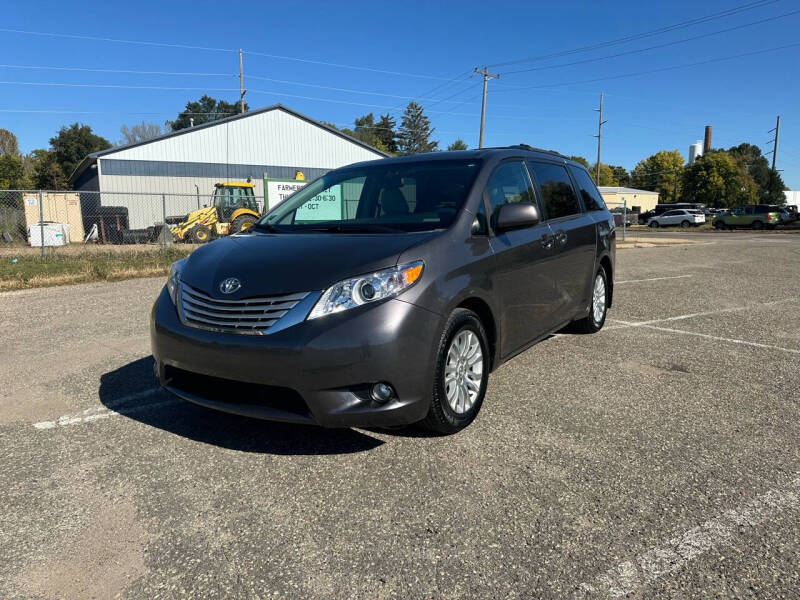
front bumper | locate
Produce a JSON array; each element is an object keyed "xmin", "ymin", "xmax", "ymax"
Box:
[{"xmin": 150, "ymin": 287, "xmax": 442, "ymax": 427}]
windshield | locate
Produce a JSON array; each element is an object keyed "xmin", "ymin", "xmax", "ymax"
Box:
[{"xmin": 256, "ymin": 159, "xmax": 482, "ymax": 233}]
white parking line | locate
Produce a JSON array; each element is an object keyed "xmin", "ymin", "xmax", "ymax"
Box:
[
  {"xmin": 637, "ymin": 324, "xmax": 800, "ymax": 355},
  {"xmin": 608, "ymin": 297, "xmax": 798, "ymax": 329},
  {"xmin": 615, "ymin": 275, "xmax": 693, "ymax": 284},
  {"xmin": 33, "ymin": 388, "xmax": 178, "ymax": 430},
  {"xmin": 580, "ymin": 476, "xmax": 800, "ymax": 597}
]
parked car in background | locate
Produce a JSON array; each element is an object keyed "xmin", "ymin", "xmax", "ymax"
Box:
[
  {"xmin": 639, "ymin": 202, "xmax": 706, "ymax": 225},
  {"xmin": 776, "ymin": 206, "xmax": 796, "ymax": 223},
  {"xmin": 713, "ymin": 205, "xmax": 783, "ymax": 230},
  {"xmin": 647, "ymin": 208, "xmax": 706, "ymax": 228},
  {"xmin": 609, "ymin": 207, "xmax": 634, "ymax": 227}
]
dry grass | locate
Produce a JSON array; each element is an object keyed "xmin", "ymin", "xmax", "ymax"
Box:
[{"xmin": 0, "ymin": 245, "xmax": 192, "ymax": 291}]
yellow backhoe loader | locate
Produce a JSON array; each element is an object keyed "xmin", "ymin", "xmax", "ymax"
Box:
[{"xmin": 172, "ymin": 182, "xmax": 261, "ymax": 243}]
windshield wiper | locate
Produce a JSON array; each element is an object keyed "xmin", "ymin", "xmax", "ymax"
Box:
[{"xmin": 296, "ymin": 224, "xmax": 404, "ymax": 233}]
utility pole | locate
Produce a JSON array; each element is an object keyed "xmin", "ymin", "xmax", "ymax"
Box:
[
  {"xmin": 474, "ymin": 67, "xmax": 499, "ymax": 148},
  {"xmin": 238, "ymin": 49, "xmax": 246, "ymax": 114},
  {"xmin": 593, "ymin": 92, "xmax": 607, "ymax": 185},
  {"xmin": 768, "ymin": 115, "xmax": 780, "ymax": 170}
]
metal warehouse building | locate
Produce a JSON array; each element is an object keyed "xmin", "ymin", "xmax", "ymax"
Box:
[
  {"xmin": 598, "ymin": 186, "xmax": 660, "ymax": 213},
  {"xmin": 70, "ymin": 104, "xmax": 388, "ymax": 230}
]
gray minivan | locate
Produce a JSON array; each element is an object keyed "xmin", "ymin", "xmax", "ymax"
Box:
[{"xmin": 151, "ymin": 146, "xmax": 615, "ymax": 433}]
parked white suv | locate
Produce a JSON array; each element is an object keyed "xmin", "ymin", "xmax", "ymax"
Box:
[{"xmin": 647, "ymin": 209, "xmax": 706, "ymax": 228}]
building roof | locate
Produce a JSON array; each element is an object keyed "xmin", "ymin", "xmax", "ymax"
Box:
[
  {"xmin": 69, "ymin": 104, "xmax": 390, "ymax": 183},
  {"xmin": 598, "ymin": 186, "xmax": 659, "ymax": 195}
]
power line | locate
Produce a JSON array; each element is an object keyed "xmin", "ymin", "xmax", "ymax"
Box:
[
  {"xmin": 486, "ymin": 0, "xmax": 778, "ymax": 67},
  {"xmin": 0, "ymin": 27, "xmax": 456, "ymax": 81},
  {"xmin": 499, "ymin": 8, "xmax": 800, "ymax": 75},
  {"xmin": 494, "ymin": 41, "xmax": 800, "ymax": 91},
  {"xmin": 0, "ymin": 63, "xmax": 234, "ymax": 77}
]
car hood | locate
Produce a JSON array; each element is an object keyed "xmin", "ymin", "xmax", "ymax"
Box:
[{"xmin": 179, "ymin": 231, "xmax": 436, "ymax": 297}]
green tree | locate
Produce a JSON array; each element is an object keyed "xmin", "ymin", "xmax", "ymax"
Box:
[
  {"xmin": 447, "ymin": 139, "xmax": 468, "ymax": 151},
  {"xmin": 29, "ymin": 149, "xmax": 66, "ymax": 190},
  {"xmin": 0, "ymin": 153, "xmax": 26, "ymax": 189},
  {"xmin": 398, "ymin": 102, "xmax": 438, "ymax": 155},
  {"xmin": 375, "ymin": 113, "xmax": 398, "ymax": 153},
  {"xmin": 0, "ymin": 128, "xmax": 20, "ymax": 156},
  {"xmin": 681, "ymin": 152, "xmax": 757, "ymax": 208},
  {"xmin": 630, "ymin": 150, "xmax": 684, "ymax": 202},
  {"xmin": 169, "ymin": 95, "xmax": 247, "ymax": 131},
  {"xmin": 590, "ymin": 162, "xmax": 616, "ymax": 186},
  {"xmin": 569, "ymin": 155, "xmax": 590, "ymax": 169},
  {"xmin": 726, "ymin": 143, "xmax": 786, "ymax": 204},
  {"xmin": 609, "ymin": 165, "xmax": 630, "ymax": 187},
  {"xmin": 49, "ymin": 123, "xmax": 111, "ymax": 180}
]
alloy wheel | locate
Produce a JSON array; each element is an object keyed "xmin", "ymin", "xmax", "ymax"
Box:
[
  {"xmin": 592, "ymin": 273, "xmax": 607, "ymax": 325},
  {"xmin": 444, "ymin": 330, "xmax": 484, "ymax": 415}
]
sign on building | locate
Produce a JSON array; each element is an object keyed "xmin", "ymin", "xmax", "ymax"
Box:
[{"xmin": 264, "ymin": 178, "xmax": 343, "ymax": 221}]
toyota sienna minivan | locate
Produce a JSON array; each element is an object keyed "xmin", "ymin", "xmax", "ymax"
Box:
[{"xmin": 151, "ymin": 146, "xmax": 615, "ymax": 433}]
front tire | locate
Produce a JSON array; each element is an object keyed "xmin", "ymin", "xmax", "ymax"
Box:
[
  {"xmin": 649, "ymin": 221, "xmax": 659, "ymax": 228},
  {"xmin": 421, "ymin": 309, "xmax": 490, "ymax": 434},
  {"xmin": 190, "ymin": 224, "xmax": 212, "ymax": 243},
  {"xmin": 573, "ymin": 267, "xmax": 609, "ymax": 334},
  {"xmin": 752, "ymin": 220, "xmax": 763, "ymax": 230}
]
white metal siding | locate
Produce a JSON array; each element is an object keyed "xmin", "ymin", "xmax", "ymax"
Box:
[{"xmin": 104, "ymin": 109, "xmax": 383, "ymax": 167}]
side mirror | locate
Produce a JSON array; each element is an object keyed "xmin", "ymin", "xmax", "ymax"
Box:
[{"xmin": 493, "ymin": 202, "xmax": 541, "ymax": 233}]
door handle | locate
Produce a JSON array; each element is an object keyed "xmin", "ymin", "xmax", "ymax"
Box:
[
  {"xmin": 541, "ymin": 233, "xmax": 554, "ymax": 250},
  {"xmin": 555, "ymin": 230, "xmax": 568, "ymax": 246}
]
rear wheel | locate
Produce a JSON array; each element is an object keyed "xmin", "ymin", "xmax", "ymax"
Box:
[
  {"xmin": 190, "ymin": 224, "xmax": 212, "ymax": 243},
  {"xmin": 421, "ymin": 309, "xmax": 489, "ymax": 434},
  {"xmin": 573, "ymin": 267, "xmax": 609, "ymax": 334},
  {"xmin": 230, "ymin": 214, "xmax": 257, "ymax": 234},
  {"xmin": 752, "ymin": 220, "xmax": 764, "ymax": 230},
  {"xmin": 649, "ymin": 221, "xmax": 659, "ymax": 228},
  {"xmin": 714, "ymin": 221, "xmax": 726, "ymax": 230},
  {"xmin": 681, "ymin": 220, "xmax": 691, "ymax": 228}
]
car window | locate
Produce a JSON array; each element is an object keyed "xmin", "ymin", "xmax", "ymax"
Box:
[
  {"xmin": 528, "ymin": 161, "xmax": 582, "ymax": 219},
  {"xmin": 745, "ymin": 206, "xmax": 754, "ymax": 215},
  {"xmin": 663, "ymin": 210, "xmax": 680, "ymax": 216},
  {"xmin": 568, "ymin": 166, "xmax": 606, "ymax": 211},
  {"xmin": 485, "ymin": 161, "xmax": 535, "ymax": 211},
  {"xmin": 262, "ymin": 159, "xmax": 482, "ymax": 232}
]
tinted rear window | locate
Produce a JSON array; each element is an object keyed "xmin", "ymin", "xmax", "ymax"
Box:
[
  {"xmin": 528, "ymin": 161, "xmax": 582, "ymax": 219},
  {"xmin": 568, "ymin": 166, "xmax": 606, "ymax": 211}
]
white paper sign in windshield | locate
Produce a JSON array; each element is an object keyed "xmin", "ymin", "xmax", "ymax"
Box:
[
  {"xmin": 267, "ymin": 180, "xmax": 307, "ymax": 209},
  {"xmin": 294, "ymin": 185, "xmax": 342, "ymax": 222}
]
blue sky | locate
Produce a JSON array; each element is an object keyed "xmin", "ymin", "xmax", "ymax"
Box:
[{"xmin": 2, "ymin": 0, "xmax": 799, "ymax": 187}]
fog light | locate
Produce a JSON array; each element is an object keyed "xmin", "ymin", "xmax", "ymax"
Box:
[{"xmin": 370, "ymin": 382, "xmax": 394, "ymax": 403}]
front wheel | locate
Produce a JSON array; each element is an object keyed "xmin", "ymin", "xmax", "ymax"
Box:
[
  {"xmin": 421, "ymin": 309, "xmax": 490, "ymax": 434},
  {"xmin": 649, "ymin": 221, "xmax": 659, "ymax": 228},
  {"xmin": 752, "ymin": 220, "xmax": 764, "ymax": 230}
]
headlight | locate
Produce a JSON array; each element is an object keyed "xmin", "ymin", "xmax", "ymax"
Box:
[
  {"xmin": 307, "ymin": 261, "xmax": 424, "ymax": 320},
  {"xmin": 166, "ymin": 260, "xmax": 184, "ymax": 305}
]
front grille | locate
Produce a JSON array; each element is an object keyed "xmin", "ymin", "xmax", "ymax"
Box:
[{"xmin": 179, "ymin": 282, "xmax": 308, "ymax": 334}]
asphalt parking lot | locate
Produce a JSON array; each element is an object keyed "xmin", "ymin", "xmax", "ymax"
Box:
[{"xmin": 1, "ymin": 231, "xmax": 799, "ymax": 599}]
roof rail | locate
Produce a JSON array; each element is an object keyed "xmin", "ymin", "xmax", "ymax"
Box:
[{"xmin": 509, "ymin": 144, "xmax": 567, "ymax": 158}]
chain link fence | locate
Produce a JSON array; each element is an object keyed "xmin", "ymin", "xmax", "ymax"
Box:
[{"xmin": 0, "ymin": 189, "xmax": 270, "ymax": 253}]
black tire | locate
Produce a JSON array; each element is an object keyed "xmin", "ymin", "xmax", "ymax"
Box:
[
  {"xmin": 230, "ymin": 214, "xmax": 257, "ymax": 234},
  {"xmin": 649, "ymin": 221, "xmax": 659, "ymax": 228},
  {"xmin": 573, "ymin": 266, "xmax": 609, "ymax": 334},
  {"xmin": 421, "ymin": 309, "xmax": 490, "ymax": 435},
  {"xmin": 752, "ymin": 220, "xmax": 763, "ymax": 230},
  {"xmin": 714, "ymin": 221, "xmax": 726, "ymax": 230},
  {"xmin": 190, "ymin": 224, "xmax": 212, "ymax": 243},
  {"xmin": 681, "ymin": 220, "xmax": 690, "ymax": 228}
]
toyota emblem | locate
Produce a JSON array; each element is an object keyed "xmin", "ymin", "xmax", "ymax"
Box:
[{"xmin": 219, "ymin": 277, "xmax": 241, "ymax": 294}]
